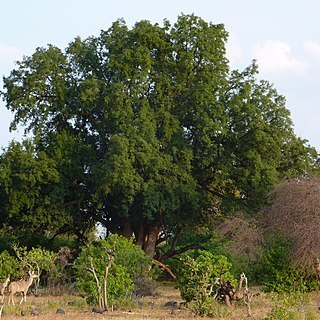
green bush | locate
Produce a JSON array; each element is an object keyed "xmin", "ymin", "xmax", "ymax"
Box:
[
  {"xmin": 264, "ymin": 292, "xmax": 320, "ymax": 320},
  {"xmin": 0, "ymin": 246, "xmax": 57, "ymax": 290},
  {"xmin": 177, "ymin": 250, "xmax": 235, "ymax": 316},
  {"xmin": 187, "ymin": 297, "xmax": 231, "ymax": 318},
  {"xmin": 263, "ymin": 292, "xmax": 306, "ymax": 320},
  {"xmin": 0, "ymin": 250, "xmax": 19, "ymax": 279},
  {"xmin": 156, "ymin": 229, "xmax": 212, "ymax": 273},
  {"xmin": 257, "ymin": 237, "xmax": 320, "ymax": 293},
  {"xmin": 164, "ymin": 228, "xmax": 257, "ymax": 286},
  {"xmin": 75, "ymin": 234, "xmax": 152, "ymax": 305},
  {"xmin": 14, "ymin": 246, "xmax": 56, "ymax": 272}
]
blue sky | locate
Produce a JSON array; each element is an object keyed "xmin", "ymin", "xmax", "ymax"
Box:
[{"xmin": 1, "ymin": 0, "xmax": 320, "ymax": 150}]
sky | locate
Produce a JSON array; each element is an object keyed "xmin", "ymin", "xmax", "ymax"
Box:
[{"xmin": 1, "ymin": 0, "xmax": 320, "ymax": 150}]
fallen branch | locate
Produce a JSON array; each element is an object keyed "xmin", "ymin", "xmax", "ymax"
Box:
[{"xmin": 152, "ymin": 258, "xmax": 177, "ymax": 280}]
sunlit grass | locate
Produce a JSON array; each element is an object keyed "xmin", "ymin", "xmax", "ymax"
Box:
[{"xmin": 0, "ymin": 284, "xmax": 319, "ymax": 319}]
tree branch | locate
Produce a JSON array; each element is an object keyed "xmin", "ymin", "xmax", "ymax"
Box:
[{"xmin": 152, "ymin": 258, "xmax": 177, "ymax": 280}]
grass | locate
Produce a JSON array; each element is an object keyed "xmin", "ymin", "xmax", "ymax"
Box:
[{"xmin": 0, "ymin": 283, "xmax": 320, "ymax": 319}]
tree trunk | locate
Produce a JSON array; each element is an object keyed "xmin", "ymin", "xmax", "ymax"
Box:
[
  {"xmin": 143, "ymin": 221, "xmax": 162, "ymax": 258},
  {"xmin": 115, "ymin": 216, "xmax": 163, "ymax": 259},
  {"xmin": 134, "ymin": 223, "xmax": 144, "ymax": 248},
  {"xmin": 117, "ymin": 218, "xmax": 133, "ymax": 239}
]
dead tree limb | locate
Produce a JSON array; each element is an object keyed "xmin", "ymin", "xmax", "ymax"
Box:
[
  {"xmin": 88, "ymin": 250, "xmax": 115, "ymax": 311},
  {"xmin": 88, "ymin": 256, "xmax": 103, "ymax": 310},
  {"xmin": 152, "ymin": 258, "xmax": 177, "ymax": 280},
  {"xmin": 103, "ymin": 251, "xmax": 115, "ymax": 312}
]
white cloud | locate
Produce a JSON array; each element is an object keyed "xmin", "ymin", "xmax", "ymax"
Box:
[
  {"xmin": 252, "ymin": 40, "xmax": 309, "ymax": 75},
  {"xmin": 0, "ymin": 44, "xmax": 23, "ymax": 64},
  {"xmin": 303, "ymin": 41, "xmax": 320, "ymax": 61}
]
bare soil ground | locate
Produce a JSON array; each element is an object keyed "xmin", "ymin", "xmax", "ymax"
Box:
[{"xmin": 1, "ymin": 283, "xmax": 319, "ymax": 319}]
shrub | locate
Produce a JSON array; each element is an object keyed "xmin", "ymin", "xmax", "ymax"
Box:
[
  {"xmin": 0, "ymin": 250, "xmax": 19, "ymax": 279},
  {"xmin": 264, "ymin": 292, "xmax": 306, "ymax": 320},
  {"xmin": 75, "ymin": 234, "xmax": 152, "ymax": 306},
  {"xmin": 257, "ymin": 237, "xmax": 320, "ymax": 293},
  {"xmin": 177, "ymin": 250, "xmax": 235, "ymax": 316},
  {"xmin": 0, "ymin": 246, "xmax": 58, "ymax": 292},
  {"xmin": 187, "ymin": 297, "xmax": 231, "ymax": 318}
]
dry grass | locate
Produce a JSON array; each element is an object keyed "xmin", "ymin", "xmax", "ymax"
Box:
[{"xmin": 0, "ymin": 283, "xmax": 319, "ymax": 319}]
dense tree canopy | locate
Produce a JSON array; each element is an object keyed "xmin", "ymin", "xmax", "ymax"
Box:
[{"xmin": 1, "ymin": 14, "xmax": 319, "ymax": 257}]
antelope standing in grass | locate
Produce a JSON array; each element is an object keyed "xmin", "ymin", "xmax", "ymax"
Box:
[
  {"xmin": 8, "ymin": 271, "xmax": 38, "ymax": 305},
  {"xmin": 0, "ymin": 275, "xmax": 10, "ymax": 303}
]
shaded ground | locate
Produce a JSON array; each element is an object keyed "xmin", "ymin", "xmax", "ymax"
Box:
[{"xmin": 1, "ymin": 283, "xmax": 319, "ymax": 319}]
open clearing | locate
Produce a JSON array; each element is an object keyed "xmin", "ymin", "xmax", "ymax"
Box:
[{"xmin": 1, "ymin": 283, "xmax": 319, "ymax": 319}]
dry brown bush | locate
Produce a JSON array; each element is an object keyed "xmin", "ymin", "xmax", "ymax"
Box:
[
  {"xmin": 264, "ymin": 176, "xmax": 320, "ymax": 272},
  {"xmin": 218, "ymin": 214, "xmax": 263, "ymax": 261}
]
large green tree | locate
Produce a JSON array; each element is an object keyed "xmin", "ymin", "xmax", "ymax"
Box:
[
  {"xmin": 1, "ymin": 15, "xmax": 318, "ymax": 257},
  {"xmin": 0, "ymin": 140, "xmax": 61, "ymax": 233},
  {"xmin": 0, "ymin": 140, "xmax": 96, "ymax": 243}
]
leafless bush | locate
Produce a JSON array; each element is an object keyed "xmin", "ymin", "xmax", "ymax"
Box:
[
  {"xmin": 264, "ymin": 176, "xmax": 320, "ymax": 272},
  {"xmin": 218, "ymin": 214, "xmax": 263, "ymax": 260}
]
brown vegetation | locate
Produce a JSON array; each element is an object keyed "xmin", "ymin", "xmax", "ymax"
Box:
[
  {"xmin": 264, "ymin": 177, "xmax": 320, "ymax": 272},
  {"xmin": 218, "ymin": 214, "xmax": 263, "ymax": 260}
]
